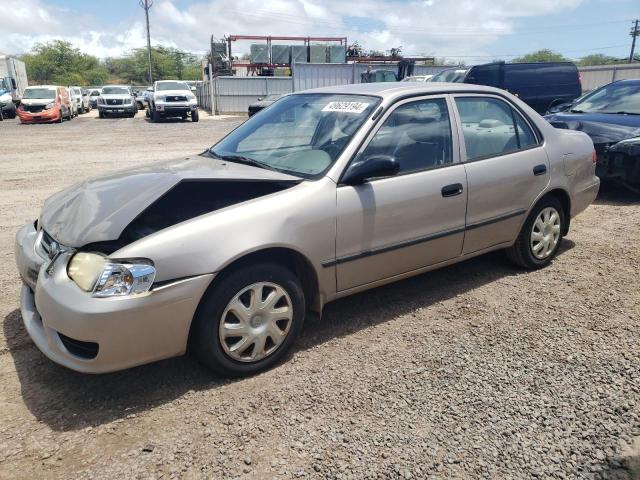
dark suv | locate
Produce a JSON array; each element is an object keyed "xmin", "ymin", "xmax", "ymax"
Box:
[{"xmin": 431, "ymin": 61, "xmax": 582, "ymax": 115}]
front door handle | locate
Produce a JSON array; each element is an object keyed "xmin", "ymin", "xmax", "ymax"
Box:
[
  {"xmin": 441, "ymin": 183, "xmax": 464, "ymax": 197},
  {"xmin": 533, "ymin": 164, "xmax": 547, "ymax": 176}
]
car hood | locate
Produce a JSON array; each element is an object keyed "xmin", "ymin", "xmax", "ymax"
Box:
[
  {"xmin": 21, "ymin": 98, "xmax": 54, "ymax": 106},
  {"xmin": 250, "ymin": 100, "xmax": 275, "ymax": 108},
  {"xmin": 40, "ymin": 155, "xmax": 301, "ymax": 248},
  {"xmin": 100, "ymin": 94, "xmax": 133, "ymax": 100},
  {"xmin": 155, "ymin": 89, "xmax": 192, "ymax": 97},
  {"xmin": 545, "ymin": 111, "xmax": 640, "ymax": 145}
]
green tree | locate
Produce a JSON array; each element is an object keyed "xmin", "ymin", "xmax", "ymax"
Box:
[
  {"xmin": 106, "ymin": 46, "xmax": 203, "ymax": 84},
  {"xmin": 512, "ymin": 49, "xmax": 568, "ymax": 63},
  {"xmin": 578, "ymin": 54, "xmax": 622, "ymax": 66},
  {"xmin": 20, "ymin": 40, "xmax": 108, "ymax": 85}
]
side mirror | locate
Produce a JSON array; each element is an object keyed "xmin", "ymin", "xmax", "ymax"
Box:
[
  {"xmin": 342, "ymin": 155, "xmax": 400, "ymax": 185},
  {"xmin": 546, "ymin": 100, "xmax": 573, "ymax": 114},
  {"xmin": 191, "ymin": 86, "xmax": 197, "ymax": 92}
]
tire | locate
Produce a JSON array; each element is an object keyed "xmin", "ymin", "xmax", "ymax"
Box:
[
  {"xmin": 98, "ymin": 111, "xmax": 104, "ymax": 119},
  {"xmin": 190, "ymin": 262, "xmax": 305, "ymax": 376},
  {"xmin": 192, "ymin": 109, "xmax": 199, "ymax": 122},
  {"xmin": 7, "ymin": 106, "xmax": 16, "ymax": 119},
  {"xmin": 149, "ymin": 109, "xmax": 157, "ymax": 122},
  {"xmin": 67, "ymin": 108, "xmax": 72, "ymax": 120},
  {"xmin": 56, "ymin": 112, "xmax": 63, "ymax": 123},
  {"xmin": 506, "ymin": 195, "xmax": 565, "ymax": 269}
]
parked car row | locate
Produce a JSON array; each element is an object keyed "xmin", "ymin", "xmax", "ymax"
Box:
[{"xmin": 7, "ymin": 81, "xmax": 200, "ymax": 124}]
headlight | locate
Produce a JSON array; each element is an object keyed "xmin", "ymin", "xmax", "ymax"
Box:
[
  {"xmin": 98, "ymin": 97, "xmax": 105, "ymax": 105},
  {"xmin": 67, "ymin": 253, "xmax": 156, "ymax": 297},
  {"xmin": 123, "ymin": 98, "xmax": 132, "ymax": 104},
  {"xmin": 45, "ymin": 102, "xmax": 55, "ymax": 110}
]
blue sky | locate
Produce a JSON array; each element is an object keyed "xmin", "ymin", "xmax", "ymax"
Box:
[{"xmin": 1, "ymin": 0, "xmax": 638, "ymax": 63}]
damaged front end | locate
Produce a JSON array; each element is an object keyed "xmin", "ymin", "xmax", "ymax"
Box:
[
  {"xmin": 597, "ymin": 138, "xmax": 640, "ymax": 193},
  {"xmin": 83, "ymin": 179, "xmax": 297, "ymax": 254}
]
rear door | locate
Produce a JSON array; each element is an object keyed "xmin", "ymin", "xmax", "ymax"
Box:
[
  {"xmin": 452, "ymin": 94, "xmax": 549, "ymax": 254},
  {"xmin": 335, "ymin": 96, "xmax": 467, "ymax": 291}
]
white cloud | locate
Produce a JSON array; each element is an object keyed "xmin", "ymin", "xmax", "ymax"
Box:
[{"xmin": 0, "ymin": 0, "xmax": 586, "ymax": 62}]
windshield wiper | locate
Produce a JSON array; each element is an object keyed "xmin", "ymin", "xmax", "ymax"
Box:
[
  {"xmin": 209, "ymin": 151, "xmax": 278, "ymax": 172},
  {"xmin": 611, "ymin": 111, "xmax": 640, "ymax": 115},
  {"xmin": 569, "ymin": 109, "xmax": 584, "ymax": 113}
]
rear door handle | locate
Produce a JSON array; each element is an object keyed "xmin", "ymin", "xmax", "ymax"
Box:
[
  {"xmin": 441, "ymin": 183, "xmax": 464, "ymax": 197},
  {"xmin": 533, "ymin": 164, "xmax": 547, "ymax": 176}
]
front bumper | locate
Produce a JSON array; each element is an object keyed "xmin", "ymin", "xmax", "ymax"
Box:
[
  {"xmin": 154, "ymin": 102, "xmax": 197, "ymax": 115},
  {"xmin": 17, "ymin": 108, "xmax": 61, "ymax": 123},
  {"xmin": 14, "ymin": 222, "xmax": 214, "ymax": 373},
  {"xmin": 99, "ymin": 104, "xmax": 136, "ymax": 114}
]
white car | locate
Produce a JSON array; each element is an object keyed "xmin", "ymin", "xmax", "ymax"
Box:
[
  {"xmin": 147, "ymin": 80, "xmax": 199, "ymax": 122},
  {"xmin": 69, "ymin": 86, "xmax": 84, "ymax": 116},
  {"xmin": 401, "ymin": 75, "xmax": 433, "ymax": 82}
]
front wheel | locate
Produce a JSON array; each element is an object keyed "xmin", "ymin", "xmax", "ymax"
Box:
[
  {"xmin": 192, "ymin": 109, "xmax": 199, "ymax": 122},
  {"xmin": 506, "ymin": 196, "xmax": 565, "ymax": 269},
  {"xmin": 190, "ymin": 263, "xmax": 305, "ymax": 376}
]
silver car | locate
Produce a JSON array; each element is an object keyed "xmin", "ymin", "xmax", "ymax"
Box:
[{"xmin": 14, "ymin": 83, "xmax": 599, "ymax": 376}]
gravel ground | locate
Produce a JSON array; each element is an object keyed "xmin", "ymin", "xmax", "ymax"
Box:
[{"xmin": 0, "ymin": 109, "xmax": 639, "ymax": 479}]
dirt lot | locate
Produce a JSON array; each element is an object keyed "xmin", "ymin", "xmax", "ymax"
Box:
[{"xmin": 0, "ymin": 109, "xmax": 639, "ymax": 479}]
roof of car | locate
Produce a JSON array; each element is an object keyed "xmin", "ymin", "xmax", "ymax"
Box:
[
  {"xmin": 294, "ymin": 82, "xmax": 503, "ymax": 100},
  {"xmin": 25, "ymin": 85, "xmax": 58, "ymax": 89}
]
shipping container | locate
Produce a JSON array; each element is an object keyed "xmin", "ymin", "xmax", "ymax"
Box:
[
  {"xmin": 250, "ymin": 44, "xmax": 270, "ymax": 64},
  {"xmin": 271, "ymin": 45, "xmax": 291, "ymax": 64},
  {"xmin": 291, "ymin": 45, "xmax": 308, "ymax": 64},
  {"xmin": 309, "ymin": 46, "xmax": 328, "ymax": 63}
]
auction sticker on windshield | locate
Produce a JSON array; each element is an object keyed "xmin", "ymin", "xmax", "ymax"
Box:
[{"xmin": 322, "ymin": 101, "xmax": 370, "ymax": 114}]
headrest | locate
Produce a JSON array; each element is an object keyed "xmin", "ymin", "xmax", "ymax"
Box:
[
  {"xmin": 405, "ymin": 122, "xmax": 447, "ymax": 143},
  {"xmin": 478, "ymin": 119, "xmax": 505, "ymax": 128}
]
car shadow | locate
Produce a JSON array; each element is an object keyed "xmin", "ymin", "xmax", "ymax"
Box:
[
  {"xmin": 595, "ymin": 180, "xmax": 640, "ymax": 206},
  {"xmin": 4, "ymin": 245, "xmax": 575, "ymax": 433},
  {"xmin": 143, "ymin": 117, "xmax": 193, "ymax": 123}
]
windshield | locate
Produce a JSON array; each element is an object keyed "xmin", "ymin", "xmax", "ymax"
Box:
[
  {"xmin": 430, "ymin": 69, "xmax": 468, "ymax": 83},
  {"xmin": 210, "ymin": 94, "xmax": 380, "ymax": 178},
  {"xmin": 23, "ymin": 88, "xmax": 56, "ymax": 99},
  {"xmin": 156, "ymin": 81, "xmax": 189, "ymax": 91},
  {"xmin": 102, "ymin": 86, "xmax": 130, "ymax": 95},
  {"xmin": 572, "ymin": 82, "xmax": 640, "ymax": 115}
]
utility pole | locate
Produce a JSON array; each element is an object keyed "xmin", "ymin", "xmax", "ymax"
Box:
[
  {"xmin": 139, "ymin": 0, "xmax": 154, "ymax": 83},
  {"xmin": 630, "ymin": 19, "xmax": 639, "ymax": 64}
]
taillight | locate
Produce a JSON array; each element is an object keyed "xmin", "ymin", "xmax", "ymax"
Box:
[{"xmin": 592, "ymin": 149, "xmax": 597, "ymax": 164}]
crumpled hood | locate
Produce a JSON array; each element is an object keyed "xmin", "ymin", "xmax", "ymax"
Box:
[
  {"xmin": 21, "ymin": 98, "xmax": 54, "ymax": 106},
  {"xmin": 545, "ymin": 112, "xmax": 640, "ymax": 146},
  {"xmin": 40, "ymin": 155, "xmax": 300, "ymax": 247}
]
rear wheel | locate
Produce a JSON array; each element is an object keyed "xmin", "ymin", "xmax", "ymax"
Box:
[
  {"xmin": 191, "ymin": 263, "xmax": 305, "ymax": 376},
  {"xmin": 506, "ymin": 196, "xmax": 565, "ymax": 269}
]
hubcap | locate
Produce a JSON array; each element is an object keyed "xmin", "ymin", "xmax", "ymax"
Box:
[
  {"xmin": 219, "ymin": 282, "xmax": 293, "ymax": 363},
  {"xmin": 530, "ymin": 207, "xmax": 561, "ymax": 260}
]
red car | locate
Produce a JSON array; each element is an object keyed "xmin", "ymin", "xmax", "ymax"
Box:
[{"xmin": 17, "ymin": 86, "xmax": 73, "ymax": 124}]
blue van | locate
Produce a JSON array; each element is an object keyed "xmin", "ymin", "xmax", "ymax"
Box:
[{"xmin": 430, "ymin": 61, "xmax": 582, "ymax": 115}]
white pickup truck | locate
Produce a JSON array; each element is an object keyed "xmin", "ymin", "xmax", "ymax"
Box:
[{"xmin": 0, "ymin": 54, "xmax": 28, "ymax": 119}]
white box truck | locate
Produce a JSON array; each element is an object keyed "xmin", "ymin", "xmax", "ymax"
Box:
[{"xmin": 0, "ymin": 53, "xmax": 28, "ymax": 119}]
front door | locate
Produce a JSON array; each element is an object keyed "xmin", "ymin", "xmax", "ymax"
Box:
[{"xmin": 335, "ymin": 96, "xmax": 468, "ymax": 292}]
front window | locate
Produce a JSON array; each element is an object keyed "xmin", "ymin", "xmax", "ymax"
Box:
[
  {"xmin": 572, "ymin": 82, "xmax": 640, "ymax": 115},
  {"xmin": 156, "ymin": 81, "xmax": 189, "ymax": 91},
  {"xmin": 210, "ymin": 94, "xmax": 380, "ymax": 178},
  {"xmin": 102, "ymin": 86, "xmax": 130, "ymax": 95},
  {"xmin": 23, "ymin": 88, "xmax": 56, "ymax": 100},
  {"xmin": 358, "ymin": 98, "xmax": 453, "ymax": 174}
]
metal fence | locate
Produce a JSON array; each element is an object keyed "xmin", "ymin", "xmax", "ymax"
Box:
[
  {"xmin": 578, "ymin": 63, "xmax": 640, "ymax": 92},
  {"xmin": 196, "ymin": 77, "xmax": 292, "ymax": 114},
  {"xmin": 196, "ymin": 64, "xmax": 451, "ymax": 114},
  {"xmin": 291, "ymin": 63, "xmax": 449, "ymax": 91}
]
